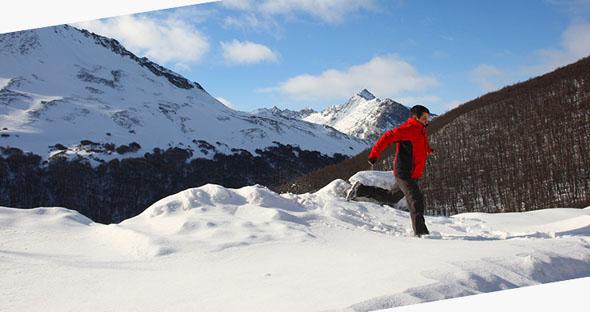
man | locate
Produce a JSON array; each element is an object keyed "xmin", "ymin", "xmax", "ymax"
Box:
[{"xmin": 346, "ymin": 105, "xmax": 434, "ymax": 237}]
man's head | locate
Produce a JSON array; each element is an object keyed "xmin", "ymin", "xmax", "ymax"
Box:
[{"xmin": 410, "ymin": 105, "xmax": 430, "ymax": 126}]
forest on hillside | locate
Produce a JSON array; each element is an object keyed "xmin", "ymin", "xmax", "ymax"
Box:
[{"xmin": 0, "ymin": 144, "xmax": 346, "ymax": 223}]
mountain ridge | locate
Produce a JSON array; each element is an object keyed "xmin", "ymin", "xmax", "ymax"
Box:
[
  {"xmin": 255, "ymin": 89, "xmax": 412, "ymax": 141},
  {"xmin": 0, "ymin": 24, "xmax": 368, "ymax": 167}
]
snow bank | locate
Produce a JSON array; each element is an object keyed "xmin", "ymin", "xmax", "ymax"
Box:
[
  {"xmin": 120, "ymin": 184, "xmax": 314, "ymax": 252},
  {"xmin": 349, "ymin": 170, "xmax": 397, "ymax": 190},
  {"xmin": 1, "ymin": 173, "xmax": 589, "ymax": 311}
]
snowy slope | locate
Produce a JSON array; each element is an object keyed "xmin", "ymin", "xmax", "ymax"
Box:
[
  {"xmin": 0, "ymin": 25, "xmax": 367, "ymax": 165},
  {"xmin": 253, "ymin": 106, "xmax": 317, "ymax": 121},
  {"xmin": 1, "ymin": 171, "xmax": 589, "ymax": 311}
]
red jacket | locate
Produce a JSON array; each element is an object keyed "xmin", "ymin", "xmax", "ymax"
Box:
[{"xmin": 368, "ymin": 117, "xmax": 433, "ymax": 180}]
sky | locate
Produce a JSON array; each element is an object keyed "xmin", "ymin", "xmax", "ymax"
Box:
[{"xmin": 75, "ymin": 0, "xmax": 590, "ymax": 114}]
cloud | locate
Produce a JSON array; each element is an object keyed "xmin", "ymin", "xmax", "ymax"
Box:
[
  {"xmin": 220, "ymin": 40, "xmax": 279, "ymax": 65},
  {"xmin": 470, "ymin": 64, "xmax": 505, "ymax": 91},
  {"xmin": 216, "ymin": 97, "xmax": 235, "ymax": 109},
  {"xmin": 469, "ymin": 21, "xmax": 590, "ymax": 93},
  {"xmin": 469, "ymin": 21, "xmax": 590, "ymax": 91},
  {"xmin": 224, "ymin": 13, "xmax": 267, "ymax": 29},
  {"xmin": 259, "ymin": 0, "xmax": 377, "ymax": 23},
  {"xmin": 222, "ymin": 0, "xmax": 256, "ymax": 11},
  {"xmin": 222, "ymin": 0, "xmax": 377, "ymax": 25},
  {"xmin": 265, "ymin": 54, "xmax": 438, "ymax": 102},
  {"xmin": 533, "ymin": 21, "xmax": 590, "ymax": 73},
  {"xmin": 76, "ymin": 14, "xmax": 210, "ymax": 66}
]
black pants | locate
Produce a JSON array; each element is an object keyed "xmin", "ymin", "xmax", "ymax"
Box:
[{"xmin": 356, "ymin": 178, "xmax": 429, "ymax": 236}]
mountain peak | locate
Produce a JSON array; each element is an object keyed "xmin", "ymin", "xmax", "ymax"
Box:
[
  {"xmin": 357, "ymin": 89, "xmax": 376, "ymax": 101},
  {"xmin": 0, "ymin": 24, "xmax": 368, "ymax": 165}
]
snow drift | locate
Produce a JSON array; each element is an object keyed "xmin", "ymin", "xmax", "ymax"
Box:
[{"xmin": 1, "ymin": 171, "xmax": 589, "ymax": 311}]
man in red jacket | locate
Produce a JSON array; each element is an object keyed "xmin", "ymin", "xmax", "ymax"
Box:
[{"xmin": 346, "ymin": 105, "xmax": 434, "ymax": 237}]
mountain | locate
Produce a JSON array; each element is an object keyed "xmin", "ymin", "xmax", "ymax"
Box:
[
  {"xmin": 302, "ymin": 89, "xmax": 411, "ymax": 141},
  {"xmin": 1, "ymin": 171, "xmax": 589, "ymax": 310},
  {"xmin": 278, "ymin": 56, "xmax": 590, "ymax": 215},
  {"xmin": 0, "ymin": 24, "xmax": 369, "ymax": 223},
  {"xmin": 253, "ymin": 106, "xmax": 317, "ymax": 121},
  {"xmin": 0, "ymin": 25, "xmax": 367, "ymax": 166},
  {"xmin": 255, "ymin": 89, "xmax": 412, "ymax": 141}
]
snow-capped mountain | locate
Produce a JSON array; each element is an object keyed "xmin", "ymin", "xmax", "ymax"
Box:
[
  {"xmin": 304, "ymin": 89, "xmax": 410, "ymax": 141},
  {"xmin": 0, "ymin": 25, "xmax": 367, "ymax": 165},
  {"xmin": 253, "ymin": 106, "xmax": 317, "ymax": 121},
  {"xmin": 255, "ymin": 89, "xmax": 411, "ymax": 141}
]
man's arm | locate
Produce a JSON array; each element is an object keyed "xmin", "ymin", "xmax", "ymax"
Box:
[{"xmin": 368, "ymin": 126, "xmax": 413, "ymax": 162}]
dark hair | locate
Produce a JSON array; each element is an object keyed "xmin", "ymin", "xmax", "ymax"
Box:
[{"xmin": 410, "ymin": 105, "xmax": 430, "ymax": 117}]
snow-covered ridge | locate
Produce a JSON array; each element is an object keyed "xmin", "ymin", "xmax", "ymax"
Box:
[
  {"xmin": 0, "ymin": 25, "xmax": 368, "ymax": 166},
  {"xmin": 253, "ymin": 106, "xmax": 317, "ymax": 121},
  {"xmin": 1, "ymin": 171, "xmax": 588, "ymax": 311},
  {"xmin": 256, "ymin": 89, "xmax": 412, "ymax": 141},
  {"xmin": 75, "ymin": 26, "xmax": 204, "ymax": 91},
  {"xmin": 303, "ymin": 89, "xmax": 411, "ymax": 141}
]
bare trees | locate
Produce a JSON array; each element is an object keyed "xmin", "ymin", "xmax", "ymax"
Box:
[{"xmin": 417, "ymin": 57, "xmax": 590, "ymax": 215}]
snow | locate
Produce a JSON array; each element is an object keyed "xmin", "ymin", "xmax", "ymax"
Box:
[
  {"xmin": 0, "ymin": 25, "xmax": 368, "ymax": 165},
  {"xmin": 302, "ymin": 90, "xmax": 408, "ymax": 140},
  {"xmin": 349, "ymin": 170, "xmax": 397, "ymax": 190},
  {"xmin": 253, "ymin": 90, "xmax": 408, "ymax": 141},
  {"xmin": 0, "ymin": 77, "xmax": 10, "ymax": 90},
  {"xmin": 1, "ymin": 171, "xmax": 589, "ymax": 311}
]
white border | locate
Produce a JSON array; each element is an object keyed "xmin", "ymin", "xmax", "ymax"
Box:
[
  {"xmin": 0, "ymin": 1, "xmax": 587, "ymax": 311},
  {"xmin": 386, "ymin": 277, "xmax": 589, "ymax": 312},
  {"xmin": 0, "ymin": 0, "xmax": 216, "ymax": 34}
]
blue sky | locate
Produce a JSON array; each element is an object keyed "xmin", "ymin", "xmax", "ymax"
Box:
[{"xmin": 77, "ymin": 0, "xmax": 590, "ymax": 114}]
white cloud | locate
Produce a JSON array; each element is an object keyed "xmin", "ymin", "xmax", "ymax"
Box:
[
  {"xmin": 222, "ymin": 0, "xmax": 256, "ymax": 11},
  {"xmin": 259, "ymin": 0, "xmax": 377, "ymax": 23},
  {"xmin": 470, "ymin": 64, "xmax": 504, "ymax": 91},
  {"xmin": 223, "ymin": 13, "xmax": 280, "ymax": 35},
  {"xmin": 468, "ymin": 21, "xmax": 590, "ymax": 93},
  {"xmin": 216, "ymin": 97, "xmax": 235, "ymax": 109},
  {"xmin": 266, "ymin": 55, "xmax": 438, "ymax": 102},
  {"xmin": 533, "ymin": 21, "xmax": 590, "ymax": 73},
  {"xmin": 224, "ymin": 13, "xmax": 264, "ymax": 29},
  {"xmin": 76, "ymin": 14, "xmax": 210, "ymax": 66},
  {"xmin": 220, "ymin": 40, "xmax": 278, "ymax": 65},
  {"xmin": 222, "ymin": 0, "xmax": 376, "ymax": 24}
]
